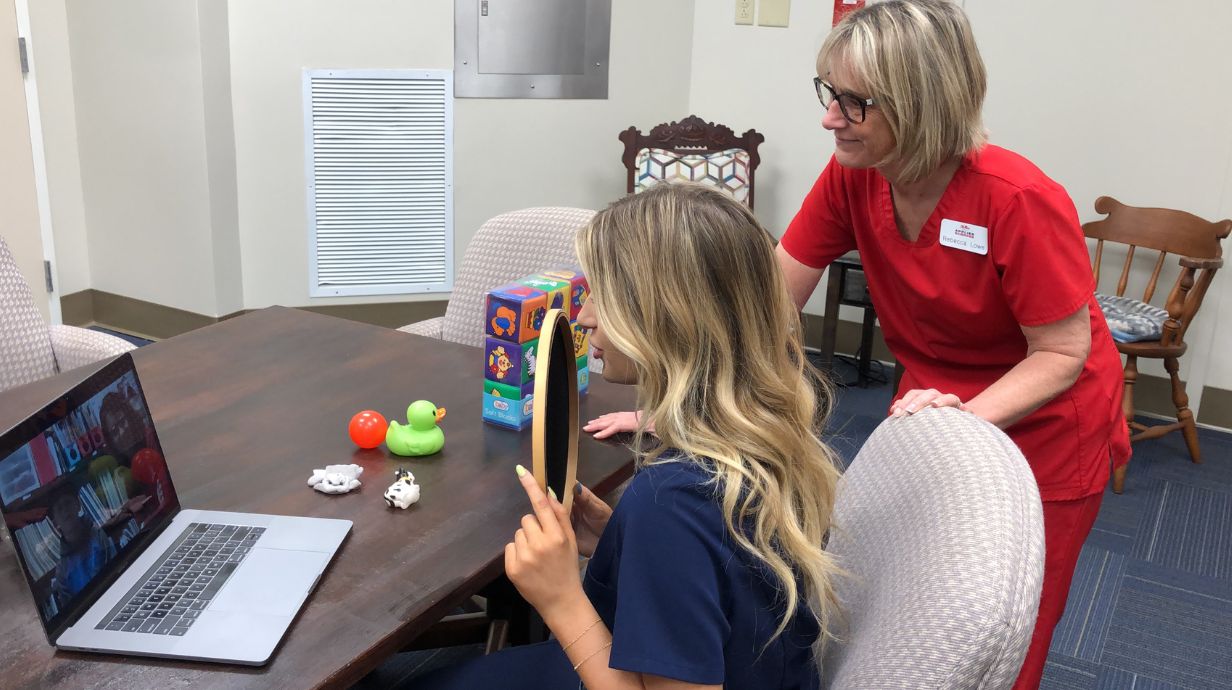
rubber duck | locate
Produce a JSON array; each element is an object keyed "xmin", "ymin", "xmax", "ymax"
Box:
[{"xmin": 386, "ymin": 400, "xmax": 447, "ymax": 457}]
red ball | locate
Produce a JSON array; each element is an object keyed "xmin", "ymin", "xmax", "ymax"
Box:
[
  {"xmin": 131, "ymin": 447, "xmax": 167, "ymax": 486},
  {"xmin": 348, "ymin": 410, "xmax": 388, "ymax": 449}
]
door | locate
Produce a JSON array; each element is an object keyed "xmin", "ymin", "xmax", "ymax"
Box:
[{"xmin": 1, "ymin": 0, "xmax": 49, "ymax": 320}]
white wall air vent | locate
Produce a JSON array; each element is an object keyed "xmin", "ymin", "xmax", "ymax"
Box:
[{"xmin": 304, "ymin": 70, "xmax": 454, "ymax": 297}]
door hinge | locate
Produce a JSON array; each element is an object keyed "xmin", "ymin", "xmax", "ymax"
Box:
[
  {"xmin": 44, "ymin": 260, "xmax": 53, "ymax": 293},
  {"xmin": 18, "ymin": 37, "xmax": 29, "ymax": 75}
]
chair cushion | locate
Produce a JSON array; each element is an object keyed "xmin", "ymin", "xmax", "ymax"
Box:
[
  {"xmin": 1, "ymin": 236, "xmax": 58, "ymax": 392},
  {"xmin": 634, "ymin": 147, "xmax": 751, "ymax": 204},
  {"xmin": 1095, "ymin": 293, "xmax": 1168, "ymax": 343},
  {"xmin": 437, "ymin": 208, "xmax": 595, "ymax": 349}
]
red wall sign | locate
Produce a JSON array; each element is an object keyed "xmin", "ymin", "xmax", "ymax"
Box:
[{"xmin": 834, "ymin": 0, "xmax": 866, "ymax": 27}]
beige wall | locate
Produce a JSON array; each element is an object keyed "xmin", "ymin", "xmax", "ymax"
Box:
[
  {"xmin": 1, "ymin": 0, "xmax": 46, "ymax": 318},
  {"xmin": 227, "ymin": 0, "xmax": 695, "ymax": 310},
  {"xmin": 27, "ymin": 0, "xmax": 1232, "ymax": 397},
  {"xmin": 27, "ymin": 0, "xmax": 89, "ymax": 298},
  {"xmin": 65, "ymin": 0, "xmax": 220, "ymax": 316},
  {"xmin": 688, "ymin": 0, "xmax": 1232, "ymax": 396}
]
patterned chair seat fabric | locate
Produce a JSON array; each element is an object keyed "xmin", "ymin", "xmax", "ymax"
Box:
[
  {"xmin": 633, "ymin": 147, "xmax": 751, "ymax": 205},
  {"xmin": 1, "ymin": 235, "xmax": 135, "ymax": 393},
  {"xmin": 397, "ymin": 207, "xmax": 595, "ymax": 349},
  {"xmin": 822, "ymin": 406, "xmax": 1045, "ymax": 689},
  {"xmin": 1095, "ymin": 293, "xmax": 1169, "ymax": 343}
]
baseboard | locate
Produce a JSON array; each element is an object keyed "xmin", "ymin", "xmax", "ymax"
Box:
[
  {"xmin": 798, "ymin": 313, "xmax": 1232, "ymax": 430},
  {"xmin": 58, "ymin": 289, "xmax": 448, "ymax": 339}
]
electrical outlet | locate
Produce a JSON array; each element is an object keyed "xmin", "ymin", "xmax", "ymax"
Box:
[{"xmin": 735, "ymin": 0, "xmax": 754, "ymax": 25}]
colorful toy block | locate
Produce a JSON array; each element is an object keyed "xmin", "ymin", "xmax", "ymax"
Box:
[
  {"xmin": 484, "ymin": 268, "xmax": 592, "ymax": 430},
  {"xmin": 518, "ymin": 275, "xmax": 571, "ymax": 316},
  {"xmin": 541, "ymin": 267, "xmax": 591, "ymax": 321},
  {"xmin": 485, "ymin": 283, "xmax": 548, "ymax": 344},
  {"xmin": 485, "ymin": 337, "xmax": 539, "ymax": 393},
  {"xmin": 571, "ymin": 321, "xmax": 589, "ymax": 361},
  {"xmin": 483, "ymin": 392, "xmax": 535, "ymax": 430},
  {"xmin": 577, "ymin": 356, "xmax": 589, "ymax": 395}
]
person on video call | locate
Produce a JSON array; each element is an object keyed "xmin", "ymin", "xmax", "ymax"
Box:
[{"xmin": 48, "ymin": 490, "xmax": 116, "ymax": 607}]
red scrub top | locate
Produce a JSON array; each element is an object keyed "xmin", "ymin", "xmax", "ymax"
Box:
[{"xmin": 782, "ymin": 145, "xmax": 1129, "ymax": 501}]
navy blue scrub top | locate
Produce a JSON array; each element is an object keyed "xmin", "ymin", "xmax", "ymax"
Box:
[{"xmin": 583, "ymin": 457, "xmax": 821, "ymax": 688}]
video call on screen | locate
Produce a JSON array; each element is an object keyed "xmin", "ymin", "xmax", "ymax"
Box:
[{"xmin": 0, "ymin": 370, "xmax": 174, "ymax": 624}]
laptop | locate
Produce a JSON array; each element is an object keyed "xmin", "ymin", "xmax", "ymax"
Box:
[{"xmin": 0, "ymin": 352, "xmax": 351, "ymax": 665}]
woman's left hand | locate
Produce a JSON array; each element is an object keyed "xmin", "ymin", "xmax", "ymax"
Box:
[
  {"xmin": 890, "ymin": 388, "xmax": 965, "ymax": 417},
  {"xmin": 505, "ymin": 465, "xmax": 584, "ymax": 621}
]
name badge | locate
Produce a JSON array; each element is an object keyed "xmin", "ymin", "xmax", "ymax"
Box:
[{"xmin": 939, "ymin": 219, "xmax": 988, "ymax": 255}]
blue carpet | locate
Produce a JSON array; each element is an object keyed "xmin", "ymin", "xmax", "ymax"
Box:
[{"xmin": 821, "ymin": 359, "xmax": 1232, "ymax": 690}]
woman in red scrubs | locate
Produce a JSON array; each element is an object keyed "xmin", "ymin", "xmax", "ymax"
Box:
[{"xmin": 776, "ymin": 1, "xmax": 1129, "ymax": 687}]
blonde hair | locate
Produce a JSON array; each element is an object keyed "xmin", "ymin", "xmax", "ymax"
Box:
[
  {"xmin": 819, "ymin": 0, "xmax": 987, "ymax": 182},
  {"xmin": 576, "ymin": 184, "xmax": 843, "ymax": 642}
]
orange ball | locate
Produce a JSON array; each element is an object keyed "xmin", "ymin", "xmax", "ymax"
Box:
[{"xmin": 348, "ymin": 410, "xmax": 388, "ymax": 449}]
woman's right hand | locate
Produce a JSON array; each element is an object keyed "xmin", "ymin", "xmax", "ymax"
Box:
[
  {"xmin": 583, "ymin": 410, "xmax": 653, "ymax": 439},
  {"xmin": 571, "ymin": 482, "xmax": 614, "ymax": 558}
]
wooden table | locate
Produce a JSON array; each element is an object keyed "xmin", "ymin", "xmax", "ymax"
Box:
[{"xmin": 0, "ymin": 307, "xmax": 637, "ymax": 689}]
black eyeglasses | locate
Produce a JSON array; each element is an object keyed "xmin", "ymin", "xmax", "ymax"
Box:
[{"xmin": 814, "ymin": 77, "xmax": 876, "ymax": 124}]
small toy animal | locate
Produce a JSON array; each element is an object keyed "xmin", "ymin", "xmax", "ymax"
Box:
[
  {"xmin": 383, "ymin": 468, "xmax": 420, "ymax": 509},
  {"xmin": 386, "ymin": 401, "xmax": 447, "ymax": 457},
  {"xmin": 307, "ymin": 463, "xmax": 363, "ymax": 494}
]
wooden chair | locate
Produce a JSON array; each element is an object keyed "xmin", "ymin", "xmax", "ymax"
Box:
[
  {"xmin": 1082, "ymin": 196, "xmax": 1231, "ymax": 493},
  {"xmin": 619, "ymin": 115, "xmax": 764, "ymax": 209}
]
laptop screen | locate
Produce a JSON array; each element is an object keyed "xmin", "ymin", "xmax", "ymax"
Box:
[{"xmin": 0, "ymin": 354, "xmax": 180, "ymax": 640}]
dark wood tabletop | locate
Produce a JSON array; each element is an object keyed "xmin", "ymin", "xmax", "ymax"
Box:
[{"xmin": 0, "ymin": 306, "xmax": 637, "ymax": 689}]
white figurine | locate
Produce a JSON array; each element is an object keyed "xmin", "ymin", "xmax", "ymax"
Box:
[
  {"xmin": 307, "ymin": 463, "xmax": 363, "ymax": 494},
  {"xmin": 383, "ymin": 468, "xmax": 420, "ymax": 509}
]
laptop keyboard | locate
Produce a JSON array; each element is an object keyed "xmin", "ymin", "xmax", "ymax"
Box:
[{"xmin": 95, "ymin": 522, "xmax": 265, "ymax": 636}]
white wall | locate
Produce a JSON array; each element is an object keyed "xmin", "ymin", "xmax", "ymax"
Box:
[
  {"xmin": 226, "ymin": 0, "xmax": 695, "ymax": 310},
  {"xmin": 31, "ymin": 0, "xmax": 1232, "ymax": 398},
  {"xmin": 688, "ymin": 0, "xmax": 1232, "ymax": 396},
  {"xmin": 968, "ymin": 0, "xmax": 1232, "ymax": 392},
  {"xmin": 1, "ymin": 0, "xmax": 46, "ymax": 317},
  {"xmin": 65, "ymin": 0, "xmax": 220, "ymax": 316},
  {"xmin": 27, "ymin": 0, "xmax": 89, "ymax": 297}
]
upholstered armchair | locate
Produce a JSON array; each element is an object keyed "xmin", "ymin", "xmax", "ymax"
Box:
[
  {"xmin": 397, "ymin": 207, "xmax": 595, "ymax": 349},
  {"xmin": 822, "ymin": 407, "xmax": 1045, "ymax": 688},
  {"xmin": 1, "ymin": 235, "xmax": 136, "ymax": 393}
]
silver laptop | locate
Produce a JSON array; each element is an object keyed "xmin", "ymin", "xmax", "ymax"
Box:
[{"xmin": 0, "ymin": 353, "xmax": 351, "ymax": 665}]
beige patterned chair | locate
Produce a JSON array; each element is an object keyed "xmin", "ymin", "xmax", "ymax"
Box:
[
  {"xmin": 822, "ymin": 406, "xmax": 1045, "ymax": 689},
  {"xmin": 398, "ymin": 207, "xmax": 595, "ymax": 349},
  {"xmin": 1, "ymin": 235, "xmax": 136, "ymax": 393}
]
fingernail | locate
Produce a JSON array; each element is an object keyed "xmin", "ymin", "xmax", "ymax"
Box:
[
  {"xmin": 548, "ymin": 487, "xmax": 558, "ymax": 501},
  {"xmin": 574, "ymin": 481, "xmax": 583, "ymax": 495},
  {"xmin": 515, "ymin": 464, "xmax": 527, "ymax": 477},
  {"xmin": 906, "ymin": 404, "xmax": 917, "ymax": 413}
]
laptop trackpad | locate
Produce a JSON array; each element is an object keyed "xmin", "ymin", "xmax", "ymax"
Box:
[{"xmin": 208, "ymin": 548, "xmax": 330, "ymax": 616}]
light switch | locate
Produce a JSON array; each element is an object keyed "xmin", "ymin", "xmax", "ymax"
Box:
[
  {"xmin": 758, "ymin": 0, "xmax": 789, "ymax": 27},
  {"xmin": 735, "ymin": 0, "xmax": 754, "ymax": 25}
]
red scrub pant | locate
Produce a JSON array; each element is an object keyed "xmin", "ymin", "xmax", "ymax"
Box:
[{"xmin": 1012, "ymin": 492, "xmax": 1104, "ymax": 689}]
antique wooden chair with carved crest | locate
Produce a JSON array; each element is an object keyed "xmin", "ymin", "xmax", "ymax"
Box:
[
  {"xmin": 619, "ymin": 115, "xmax": 764, "ymax": 209},
  {"xmin": 1082, "ymin": 196, "xmax": 1231, "ymax": 493}
]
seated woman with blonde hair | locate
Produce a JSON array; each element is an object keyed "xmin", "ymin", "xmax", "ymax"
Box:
[{"xmin": 406, "ymin": 183, "xmax": 843, "ymax": 689}]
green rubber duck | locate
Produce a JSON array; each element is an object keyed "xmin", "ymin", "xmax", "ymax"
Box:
[{"xmin": 386, "ymin": 400, "xmax": 447, "ymax": 457}]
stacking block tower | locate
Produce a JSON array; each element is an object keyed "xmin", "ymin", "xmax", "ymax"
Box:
[{"xmin": 483, "ymin": 268, "xmax": 591, "ymax": 430}]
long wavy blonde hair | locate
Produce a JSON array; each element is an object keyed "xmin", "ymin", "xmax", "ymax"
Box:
[{"xmin": 576, "ymin": 183, "xmax": 843, "ymax": 641}]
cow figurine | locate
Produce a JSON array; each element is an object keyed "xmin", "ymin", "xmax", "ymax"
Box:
[{"xmin": 383, "ymin": 468, "xmax": 420, "ymax": 509}]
